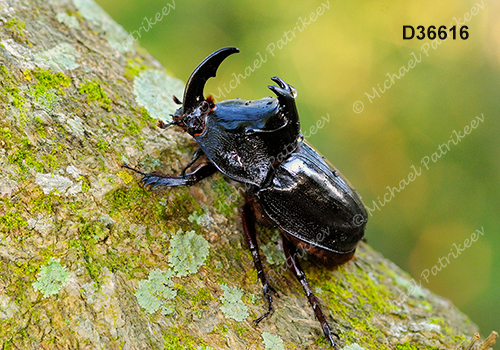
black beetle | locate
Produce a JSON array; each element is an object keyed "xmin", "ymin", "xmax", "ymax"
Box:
[{"xmin": 123, "ymin": 47, "xmax": 368, "ymax": 349}]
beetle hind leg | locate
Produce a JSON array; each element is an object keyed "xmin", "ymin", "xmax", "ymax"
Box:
[
  {"xmin": 242, "ymin": 201, "xmax": 277, "ymax": 325},
  {"xmin": 282, "ymin": 236, "xmax": 339, "ymax": 350}
]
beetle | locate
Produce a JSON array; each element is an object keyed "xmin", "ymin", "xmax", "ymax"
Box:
[{"xmin": 123, "ymin": 47, "xmax": 368, "ymax": 349}]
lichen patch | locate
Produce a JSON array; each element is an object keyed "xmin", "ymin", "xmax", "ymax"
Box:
[
  {"xmin": 219, "ymin": 283, "xmax": 249, "ymax": 322},
  {"xmin": 262, "ymin": 332, "xmax": 285, "ymax": 350},
  {"xmin": 35, "ymin": 172, "xmax": 82, "ymax": 195},
  {"xmin": 135, "ymin": 269, "xmax": 177, "ymax": 315},
  {"xmin": 133, "ymin": 69, "xmax": 184, "ymax": 122},
  {"xmin": 168, "ymin": 229, "xmax": 210, "ymax": 277},
  {"xmin": 32, "ymin": 258, "xmax": 70, "ymax": 298},
  {"xmin": 34, "ymin": 43, "xmax": 80, "ymax": 71}
]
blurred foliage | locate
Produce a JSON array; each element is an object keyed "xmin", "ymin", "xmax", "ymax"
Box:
[{"xmin": 96, "ymin": 0, "xmax": 500, "ymax": 334}]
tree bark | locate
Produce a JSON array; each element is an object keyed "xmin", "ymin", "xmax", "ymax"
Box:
[{"xmin": 0, "ymin": 0, "xmax": 496, "ymax": 349}]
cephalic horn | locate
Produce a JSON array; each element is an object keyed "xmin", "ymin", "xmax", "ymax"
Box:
[{"xmin": 182, "ymin": 47, "xmax": 239, "ymax": 113}]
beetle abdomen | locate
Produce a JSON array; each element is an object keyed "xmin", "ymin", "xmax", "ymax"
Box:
[{"xmin": 257, "ymin": 142, "xmax": 368, "ymax": 254}]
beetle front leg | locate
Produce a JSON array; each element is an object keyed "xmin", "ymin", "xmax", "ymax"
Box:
[
  {"xmin": 181, "ymin": 148, "xmax": 204, "ymax": 177},
  {"xmin": 122, "ymin": 162, "xmax": 217, "ymax": 188},
  {"xmin": 242, "ymin": 201, "xmax": 277, "ymax": 324},
  {"xmin": 282, "ymin": 236, "xmax": 339, "ymax": 350}
]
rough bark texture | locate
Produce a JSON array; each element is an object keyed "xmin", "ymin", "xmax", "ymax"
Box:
[{"xmin": 0, "ymin": 1, "xmax": 495, "ymax": 349}]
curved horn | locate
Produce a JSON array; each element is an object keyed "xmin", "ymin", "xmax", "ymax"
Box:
[{"xmin": 182, "ymin": 47, "xmax": 239, "ymax": 112}]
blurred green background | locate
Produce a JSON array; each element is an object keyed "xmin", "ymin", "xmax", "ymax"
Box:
[{"xmin": 96, "ymin": 0, "xmax": 499, "ymax": 334}]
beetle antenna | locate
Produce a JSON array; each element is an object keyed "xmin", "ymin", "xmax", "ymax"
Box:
[
  {"xmin": 158, "ymin": 119, "xmax": 175, "ymax": 129},
  {"xmin": 121, "ymin": 163, "xmax": 146, "ymax": 176}
]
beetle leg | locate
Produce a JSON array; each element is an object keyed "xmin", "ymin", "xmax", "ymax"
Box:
[
  {"xmin": 242, "ymin": 201, "xmax": 277, "ymax": 325},
  {"xmin": 181, "ymin": 148, "xmax": 204, "ymax": 177},
  {"xmin": 282, "ymin": 236, "xmax": 339, "ymax": 350},
  {"xmin": 121, "ymin": 162, "xmax": 217, "ymax": 188}
]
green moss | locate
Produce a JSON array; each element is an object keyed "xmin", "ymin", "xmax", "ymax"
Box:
[
  {"xmin": 32, "ymin": 258, "xmax": 70, "ymax": 298},
  {"xmin": 1, "ymin": 187, "xmax": 62, "ymax": 235},
  {"xmin": 1, "ymin": 126, "xmax": 12, "ymax": 139},
  {"xmin": 2, "ymin": 117, "xmax": 67, "ymax": 175},
  {"xmin": 124, "ymin": 58, "xmax": 148, "ymax": 80},
  {"xmin": 427, "ymin": 318, "xmax": 468, "ymax": 345},
  {"xmin": 106, "ymin": 181, "xmax": 196, "ymax": 234},
  {"xmin": 192, "ymin": 287, "xmax": 214, "ymax": 305},
  {"xmin": 0, "ymin": 210, "xmax": 28, "ymax": 234},
  {"xmin": 80, "ymin": 176, "xmax": 91, "ymax": 192},
  {"xmin": 4, "ymin": 18, "xmax": 26, "ymax": 37},
  {"xmin": 136, "ymin": 269, "xmax": 177, "ymax": 314},
  {"xmin": 309, "ymin": 264, "xmax": 399, "ymax": 350},
  {"xmin": 78, "ymin": 79, "xmax": 112, "ymax": 111},
  {"xmin": 112, "ymin": 114, "xmax": 146, "ymax": 140},
  {"xmin": 105, "ymin": 183, "xmax": 156, "ymax": 224},
  {"xmin": 162, "ymin": 333, "xmax": 184, "ymax": 350},
  {"xmin": 6, "ymin": 138, "xmax": 40, "ymax": 172},
  {"xmin": 394, "ymin": 343, "xmax": 440, "ymax": 350},
  {"xmin": 97, "ymin": 138, "xmax": 109, "ymax": 152},
  {"xmin": 162, "ymin": 328, "xmax": 202, "ymax": 350},
  {"xmin": 314, "ymin": 334, "xmax": 330, "ymax": 348},
  {"xmin": 168, "ymin": 229, "xmax": 210, "ymax": 277},
  {"xmin": 219, "ymin": 283, "xmax": 249, "ymax": 322},
  {"xmin": 211, "ymin": 176, "xmax": 242, "ymax": 217},
  {"xmin": 155, "ymin": 189, "xmax": 201, "ymax": 229},
  {"xmin": 0, "ymin": 65, "xmax": 27, "ymax": 110},
  {"xmin": 70, "ymin": 219, "xmax": 109, "ymax": 282},
  {"xmin": 29, "ymin": 68, "xmax": 71, "ymax": 97}
]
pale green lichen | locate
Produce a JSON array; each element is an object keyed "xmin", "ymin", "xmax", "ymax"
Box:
[
  {"xmin": 262, "ymin": 332, "xmax": 285, "ymax": 350},
  {"xmin": 188, "ymin": 206, "xmax": 214, "ymax": 229},
  {"xmin": 56, "ymin": 12, "xmax": 80, "ymax": 29},
  {"xmin": 261, "ymin": 242, "xmax": 286, "ymax": 266},
  {"xmin": 168, "ymin": 229, "xmax": 210, "ymax": 277},
  {"xmin": 35, "ymin": 172, "xmax": 81, "ymax": 195},
  {"xmin": 32, "ymin": 258, "xmax": 70, "ymax": 298},
  {"xmin": 219, "ymin": 283, "xmax": 249, "ymax": 322},
  {"xmin": 133, "ymin": 69, "xmax": 184, "ymax": 122},
  {"xmin": 34, "ymin": 43, "xmax": 80, "ymax": 71},
  {"xmin": 73, "ymin": 0, "xmax": 133, "ymax": 53},
  {"xmin": 135, "ymin": 269, "xmax": 177, "ymax": 315},
  {"xmin": 343, "ymin": 344, "xmax": 367, "ymax": 350}
]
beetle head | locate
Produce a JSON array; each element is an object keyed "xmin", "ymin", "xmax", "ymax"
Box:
[{"xmin": 167, "ymin": 47, "xmax": 240, "ymax": 135}]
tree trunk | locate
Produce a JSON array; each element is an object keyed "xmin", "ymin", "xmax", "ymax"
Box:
[{"xmin": 0, "ymin": 0, "xmax": 496, "ymax": 349}]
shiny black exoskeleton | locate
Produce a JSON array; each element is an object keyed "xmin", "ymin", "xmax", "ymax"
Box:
[{"xmin": 123, "ymin": 47, "xmax": 368, "ymax": 349}]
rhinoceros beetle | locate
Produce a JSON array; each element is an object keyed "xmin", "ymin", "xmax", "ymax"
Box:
[{"xmin": 123, "ymin": 47, "xmax": 368, "ymax": 349}]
